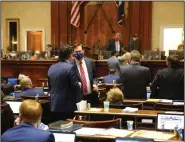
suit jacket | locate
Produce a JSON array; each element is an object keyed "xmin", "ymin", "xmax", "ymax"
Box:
[
  {"xmin": 1, "ymin": 101, "xmax": 15, "ymax": 134},
  {"xmin": 71, "ymin": 57, "xmax": 97, "ymax": 88},
  {"xmin": 128, "ymin": 39, "xmax": 140, "ymax": 52},
  {"xmin": 107, "ymin": 56, "xmax": 121, "ymax": 75},
  {"xmin": 120, "ymin": 61, "xmax": 151, "ymax": 99},
  {"xmin": 106, "ymin": 39, "xmax": 124, "ymax": 55},
  {"xmin": 150, "ymin": 68, "xmax": 184, "ymax": 100},
  {"xmin": 1, "ymin": 122, "xmax": 54, "ymax": 142},
  {"xmin": 48, "ymin": 61, "xmax": 81, "ymax": 112},
  {"xmin": 103, "ymin": 74, "xmax": 120, "ymax": 83},
  {"xmin": 14, "ymin": 88, "xmax": 46, "ymax": 98}
]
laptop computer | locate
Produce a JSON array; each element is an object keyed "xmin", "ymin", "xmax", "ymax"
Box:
[
  {"xmin": 50, "ymin": 131, "xmax": 76, "ymax": 142},
  {"xmin": 6, "ymin": 101, "xmax": 22, "ymax": 114},
  {"xmin": 157, "ymin": 113, "xmax": 184, "ymax": 131},
  {"xmin": 8, "ymin": 78, "xmax": 18, "ymax": 85},
  {"xmin": 116, "ymin": 137, "xmax": 154, "ymax": 142}
]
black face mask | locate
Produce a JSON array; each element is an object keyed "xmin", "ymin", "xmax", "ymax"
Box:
[{"xmin": 74, "ymin": 52, "xmax": 84, "ymax": 60}]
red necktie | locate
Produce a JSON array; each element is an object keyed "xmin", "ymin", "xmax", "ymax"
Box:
[{"xmin": 79, "ymin": 62, "xmax": 88, "ymax": 95}]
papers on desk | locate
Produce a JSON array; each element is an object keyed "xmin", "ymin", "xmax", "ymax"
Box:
[
  {"xmin": 165, "ymin": 111, "xmax": 184, "ymax": 114},
  {"xmin": 74, "ymin": 127, "xmax": 105, "ymax": 136},
  {"xmin": 75, "ymin": 128, "xmax": 134, "ymax": 137},
  {"xmin": 88, "ymin": 108, "xmax": 102, "ymax": 112},
  {"xmin": 146, "ymin": 99, "xmax": 173, "ymax": 103},
  {"xmin": 122, "ymin": 107, "xmax": 138, "ymax": 113},
  {"xmin": 6, "ymin": 101, "xmax": 22, "ymax": 114},
  {"xmin": 131, "ymin": 130, "xmax": 175, "ymax": 140},
  {"xmin": 96, "ymin": 128, "xmax": 134, "ymax": 137}
]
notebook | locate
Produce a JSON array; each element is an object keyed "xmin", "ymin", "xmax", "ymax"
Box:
[
  {"xmin": 157, "ymin": 113, "xmax": 184, "ymax": 131},
  {"xmin": 50, "ymin": 131, "xmax": 76, "ymax": 142},
  {"xmin": 49, "ymin": 120, "xmax": 83, "ymax": 132},
  {"xmin": 116, "ymin": 137, "xmax": 154, "ymax": 142}
]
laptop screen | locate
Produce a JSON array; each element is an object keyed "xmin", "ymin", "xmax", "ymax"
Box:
[
  {"xmin": 116, "ymin": 137, "xmax": 154, "ymax": 142},
  {"xmin": 157, "ymin": 113, "xmax": 184, "ymax": 131},
  {"xmin": 6, "ymin": 101, "xmax": 22, "ymax": 114},
  {"xmin": 52, "ymin": 132, "xmax": 76, "ymax": 142}
]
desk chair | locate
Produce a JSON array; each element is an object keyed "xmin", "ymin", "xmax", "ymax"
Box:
[
  {"xmin": 110, "ymin": 102, "xmax": 143, "ymax": 110},
  {"xmin": 67, "ymin": 118, "xmax": 121, "ymax": 129},
  {"xmin": 21, "ymin": 95, "xmax": 50, "ymax": 100},
  {"xmin": 154, "ymin": 102, "xmax": 184, "ymax": 111}
]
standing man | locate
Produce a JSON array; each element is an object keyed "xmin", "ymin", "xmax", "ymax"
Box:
[
  {"xmin": 106, "ymin": 33, "xmax": 124, "ymax": 55},
  {"xmin": 48, "ymin": 45, "xmax": 81, "ymax": 122},
  {"xmin": 150, "ymin": 55, "xmax": 184, "ymax": 100},
  {"xmin": 71, "ymin": 43, "xmax": 99, "ymax": 106},
  {"xmin": 120, "ymin": 50, "xmax": 151, "ymax": 99},
  {"xmin": 128, "ymin": 34, "xmax": 140, "ymax": 52}
]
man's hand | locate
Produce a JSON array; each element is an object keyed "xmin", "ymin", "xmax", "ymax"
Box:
[
  {"xmin": 14, "ymin": 118, "xmax": 21, "ymax": 126},
  {"xmin": 93, "ymin": 84, "xmax": 98, "ymax": 92}
]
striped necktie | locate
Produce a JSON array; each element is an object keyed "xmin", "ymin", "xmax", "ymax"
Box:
[{"xmin": 79, "ymin": 62, "xmax": 88, "ymax": 95}]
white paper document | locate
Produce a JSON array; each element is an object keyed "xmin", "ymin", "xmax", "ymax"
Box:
[
  {"xmin": 74, "ymin": 127, "xmax": 105, "ymax": 136},
  {"xmin": 88, "ymin": 108, "xmax": 102, "ymax": 112},
  {"xmin": 131, "ymin": 130, "xmax": 175, "ymax": 140},
  {"xmin": 96, "ymin": 128, "xmax": 134, "ymax": 137},
  {"xmin": 6, "ymin": 101, "xmax": 22, "ymax": 114},
  {"xmin": 122, "ymin": 107, "xmax": 138, "ymax": 113}
]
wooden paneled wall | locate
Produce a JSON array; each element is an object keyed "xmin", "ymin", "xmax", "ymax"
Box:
[{"xmin": 51, "ymin": 1, "xmax": 152, "ymax": 53}]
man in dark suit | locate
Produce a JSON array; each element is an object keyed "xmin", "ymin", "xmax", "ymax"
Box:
[
  {"xmin": 150, "ymin": 55, "xmax": 184, "ymax": 100},
  {"xmin": 107, "ymin": 51, "xmax": 121, "ymax": 75},
  {"xmin": 128, "ymin": 34, "xmax": 140, "ymax": 52},
  {"xmin": 2, "ymin": 100, "xmax": 54, "ymax": 142},
  {"xmin": 103, "ymin": 69, "xmax": 120, "ymax": 83},
  {"xmin": 120, "ymin": 50, "xmax": 151, "ymax": 99},
  {"xmin": 71, "ymin": 43, "xmax": 99, "ymax": 106},
  {"xmin": 106, "ymin": 33, "xmax": 124, "ymax": 55},
  {"xmin": 48, "ymin": 45, "xmax": 81, "ymax": 122}
]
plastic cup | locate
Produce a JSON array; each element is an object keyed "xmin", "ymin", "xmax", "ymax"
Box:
[
  {"xmin": 127, "ymin": 120, "xmax": 134, "ymax": 130},
  {"xmin": 103, "ymin": 101, "xmax": 110, "ymax": 112}
]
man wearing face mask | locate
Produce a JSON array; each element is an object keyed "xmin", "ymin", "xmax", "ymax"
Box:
[
  {"xmin": 48, "ymin": 44, "xmax": 81, "ymax": 122},
  {"xmin": 2, "ymin": 100, "xmax": 55, "ymax": 142},
  {"xmin": 71, "ymin": 43, "xmax": 99, "ymax": 107},
  {"xmin": 106, "ymin": 33, "xmax": 124, "ymax": 56}
]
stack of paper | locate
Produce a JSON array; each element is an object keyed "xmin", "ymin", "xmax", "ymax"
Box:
[
  {"xmin": 96, "ymin": 128, "xmax": 134, "ymax": 137},
  {"xmin": 88, "ymin": 108, "xmax": 102, "ymax": 112},
  {"xmin": 122, "ymin": 107, "xmax": 138, "ymax": 113},
  {"xmin": 131, "ymin": 130, "xmax": 175, "ymax": 140},
  {"xmin": 74, "ymin": 127, "xmax": 105, "ymax": 136}
]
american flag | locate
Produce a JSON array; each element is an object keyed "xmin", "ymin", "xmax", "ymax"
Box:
[{"xmin": 71, "ymin": 1, "xmax": 84, "ymax": 27}]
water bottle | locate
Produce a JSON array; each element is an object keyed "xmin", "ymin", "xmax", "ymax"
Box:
[{"xmin": 35, "ymin": 94, "xmax": 39, "ymax": 101}]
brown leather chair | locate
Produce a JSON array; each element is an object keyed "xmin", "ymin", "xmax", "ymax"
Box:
[
  {"xmin": 67, "ymin": 117, "xmax": 121, "ymax": 129},
  {"xmin": 110, "ymin": 102, "xmax": 143, "ymax": 110},
  {"xmin": 154, "ymin": 102, "xmax": 184, "ymax": 111}
]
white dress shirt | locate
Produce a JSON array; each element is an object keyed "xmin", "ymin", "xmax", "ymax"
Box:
[
  {"xmin": 75, "ymin": 59, "xmax": 92, "ymax": 95},
  {"xmin": 115, "ymin": 41, "xmax": 120, "ymax": 52}
]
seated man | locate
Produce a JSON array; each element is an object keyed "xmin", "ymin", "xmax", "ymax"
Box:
[
  {"xmin": 14, "ymin": 77, "xmax": 46, "ymax": 98},
  {"xmin": 103, "ymin": 69, "xmax": 120, "ymax": 83},
  {"xmin": 107, "ymin": 51, "xmax": 120, "ymax": 75},
  {"xmin": 2, "ymin": 99, "xmax": 55, "ymax": 142},
  {"xmin": 150, "ymin": 55, "xmax": 184, "ymax": 100},
  {"xmin": 1, "ymin": 91, "xmax": 15, "ymax": 134}
]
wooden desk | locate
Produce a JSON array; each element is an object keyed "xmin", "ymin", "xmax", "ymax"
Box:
[
  {"xmin": 76, "ymin": 128, "xmax": 182, "ymax": 142},
  {"xmin": 2, "ymin": 59, "xmax": 184, "ymax": 85},
  {"xmin": 75, "ymin": 108, "xmax": 164, "ymax": 117}
]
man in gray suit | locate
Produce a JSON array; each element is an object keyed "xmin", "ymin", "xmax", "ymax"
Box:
[
  {"xmin": 120, "ymin": 50, "xmax": 151, "ymax": 99},
  {"xmin": 71, "ymin": 43, "xmax": 99, "ymax": 106},
  {"xmin": 107, "ymin": 51, "xmax": 120, "ymax": 75}
]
